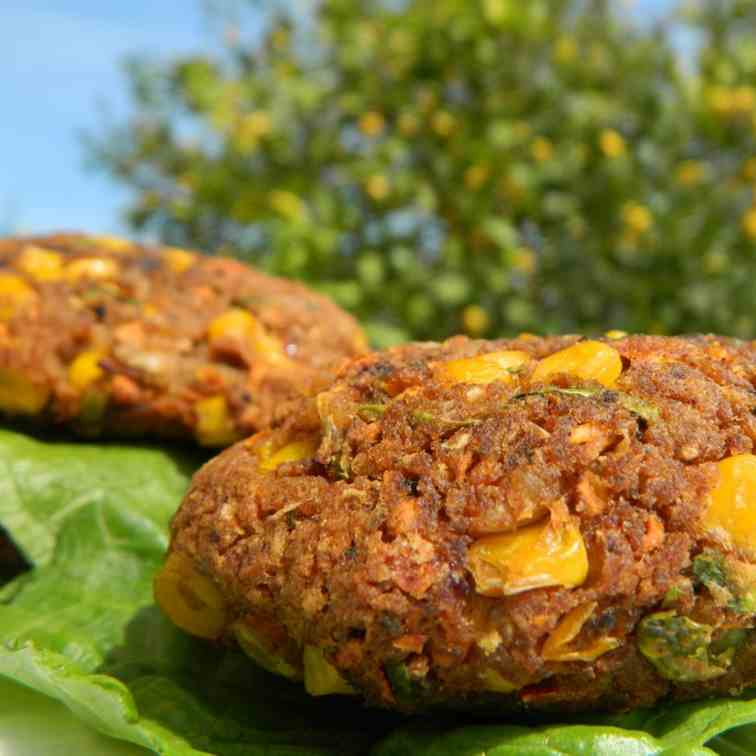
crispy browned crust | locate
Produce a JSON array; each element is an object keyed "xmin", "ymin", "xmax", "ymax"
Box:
[
  {"xmin": 0, "ymin": 233, "xmax": 367, "ymax": 443},
  {"xmin": 169, "ymin": 334, "xmax": 756, "ymax": 713}
]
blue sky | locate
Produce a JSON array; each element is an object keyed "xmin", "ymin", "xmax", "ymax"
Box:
[
  {"xmin": 1, "ymin": 0, "xmax": 671, "ymax": 237},
  {"xmin": 1, "ymin": 0, "xmax": 218, "ymax": 235}
]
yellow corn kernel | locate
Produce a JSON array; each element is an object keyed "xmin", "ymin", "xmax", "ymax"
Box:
[
  {"xmin": 468, "ymin": 516, "xmax": 588, "ymax": 596},
  {"xmin": 208, "ymin": 308, "xmax": 286, "ymax": 361},
  {"xmin": 531, "ymin": 340, "xmax": 622, "ymax": 387},
  {"xmin": 17, "ymin": 245, "xmax": 64, "ymax": 281},
  {"xmin": 543, "ymin": 602, "xmax": 595, "ymax": 657},
  {"xmin": 303, "ymin": 646, "xmax": 355, "ymax": 696},
  {"xmin": 65, "ymin": 257, "xmax": 119, "ymax": 281},
  {"xmin": 207, "ymin": 308, "xmax": 257, "ymax": 343},
  {"xmin": 542, "ymin": 601, "xmax": 621, "ymax": 662},
  {"xmin": 702, "ymin": 454, "xmax": 756, "ymax": 558},
  {"xmin": 436, "ymin": 350, "xmax": 531, "ymax": 385},
  {"xmin": 352, "ymin": 329, "xmax": 370, "ymax": 354},
  {"xmin": 194, "ymin": 395, "xmax": 238, "ymax": 447},
  {"xmin": 0, "ymin": 273, "xmax": 35, "ymax": 320},
  {"xmin": 604, "ymin": 329, "xmax": 627, "ymax": 340},
  {"xmin": 561, "ymin": 636, "xmax": 621, "ymax": 662},
  {"xmin": 250, "ymin": 325, "xmax": 288, "ymax": 361},
  {"xmin": 68, "ymin": 350, "xmax": 105, "ymax": 391},
  {"xmin": 153, "ymin": 551, "xmax": 227, "ymax": 639},
  {"xmin": 91, "ymin": 235, "xmax": 133, "ymax": 253},
  {"xmin": 233, "ymin": 622, "xmax": 300, "ymax": 680},
  {"xmin": 0, "ymin": 368, "xmax": 50, "ymax": 414},
  {"xmin": 163, "ymin": 247, "xmax": 195, "ymax": 274},
  {"xmin": 481, "ymin": 669, "xmax": 519, "ymax": 693},
  {"xmin": 258, "ymin": 438, "xmax": 319, "ymax": 472}
]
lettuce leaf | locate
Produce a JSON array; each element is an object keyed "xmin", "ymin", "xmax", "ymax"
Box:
[
  {"xmin": 0, "ymin": 676, "xmax": 148, "ymax": 755},
  {"xmin": 1, "ymin": 426, "xmax": 756, "ymax": 755},
  {"xmin": 0, "ymin": 429, "xmax": 199, "ymax": 566}
]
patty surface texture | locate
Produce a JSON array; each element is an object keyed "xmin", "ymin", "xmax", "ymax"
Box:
[{"xmin": 160, "ymin": 334, "xmax": 756, "ymax": 712}]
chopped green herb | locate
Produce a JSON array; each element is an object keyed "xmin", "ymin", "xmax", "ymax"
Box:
[
  {"xmin": 357, "ymin": 403, "xmax": 387, "ymax": 421},
  {"xmin": 694, "ymin": 550, "xmax": 756, "ymax": 614},
  {"xmin": 77, "ymin": 390, "xmax": 108, "ymax": 433},
  {"xmin": 616, "ymin": 394, "xmax": 660, "ymax": 423},
  {"xmin": 637, "ymin": 611, "xmax": 743, "ymax": 682},
  {"xmin": 321, "ymin": 415, "xmax": 351, "ymax": 479},
  {"xmin": 513, "ymin": 386, "xmax": 660, "ymax": 422},
  {"xmin": 514, "ymin": 386, "xmax": 597, "ymax": 400},
  {"xmin": 385, "ymin": 661, "xmax": 430, "ymax": 707},
  {"xmin": 410, "ymin": 410, "xmax": 480, "ymax": 427}
]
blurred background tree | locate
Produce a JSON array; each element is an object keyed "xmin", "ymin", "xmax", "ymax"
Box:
[{"xmin": 88, "ymin": 0, "xmax": 756, "ymax": 346}]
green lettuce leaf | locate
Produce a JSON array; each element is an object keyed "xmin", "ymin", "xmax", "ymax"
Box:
[
  {"xmin": 2, "ymin": 426, "xmax": 756, "ymax": 755},
  {"xmin": 0, "ymin": 676, "xmax": 148, "ymax": 755},
  {"xmin": 0, "ymin": 429, "xmax": 199, "ymax": 566}
]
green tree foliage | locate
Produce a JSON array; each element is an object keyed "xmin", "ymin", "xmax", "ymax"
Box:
[{"xmin": 89, "ymin": 0, "xmax": 756, "ymax": 345}]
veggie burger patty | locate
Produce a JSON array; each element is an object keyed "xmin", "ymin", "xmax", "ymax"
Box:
[
  {"xmin": 158, "ymin": 334, "xmax": 756, "ymax": 713},
  {"xmin": 0, "ymin": 233, "xmax": 367, "ymax": 445}
]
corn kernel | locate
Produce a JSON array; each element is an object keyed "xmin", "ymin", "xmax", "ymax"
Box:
[
  {"xmin": 163, "ymin": 247, "xmax": 195, "ymax": 274},
  {"xmin": 604, "ymin": 329, "xmax": 627, "ymax": 340},
  {"xmin": 250, "ymin": 323, "xmax": 288, "ymax": 362},
  {"xmin": 303, "ymin": 646, "xmax": 355, "ymax": 696},
  {"xmin": 208, "ymin": 308, "xmax": 257, "ymax": 343},
  {"xmin": 17, "ymin": 245, "xmax": 64, "ymax": 281},
  {"xmin": 0, "ymin": 368, "xmax": 50, "ymax": 414},
  {"xmin": 154, "ymin": 551, "xmax": 227, "ymax": 639},
  {"xmin": 542, "ymin": 601, "xmax": 621, "ymax": 662},
  {"xmin": 233, "ymin": 622, "xmax": 300, "ymax": 680},
  {"xmin": 68, "ymin": 350, "xmax": 105, "ymax": 391},
  {"xmin": 702, "ymin": 454, "xmax": 756, "ymax": 558},
  {"xmin": 65, "ymin": 258, "xmax": 119, "ymax": 281},
  {"xmin": 0, "ymin": 273, "xmax": 35, "ymax": 320},
  {"xmin": 194, "ymin": 395, "xmax": 238, "ymax": 447},
  {"xmin": 208, "ymin": 308, "xmax": 286, "ymax": 361},
  {"xmin": 436, "ymin": 350, "xmax": 530, "ymax": 385},
  {"xmin": 481, "ymin": 669, "xmax": 519, "ymax": 693},
  {"xmin": 531, "ymin": 340, "xmax": 622, "ymax": 387},
  {"xmin": 543, "ymin": 602, "xmax": 595, "ymax": 658},
  {"xmin": 468, "ymin": 516, "xmax": 588, "ymax": 596},
  {"xmin": 258, "ymin": 438, "xmax": 319, "ymax": 472}
]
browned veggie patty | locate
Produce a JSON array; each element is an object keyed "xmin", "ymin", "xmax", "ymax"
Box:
[
  {"xmin": 0, "ymin": 233, "xmax": 367, "ymax": 445},
  {"xmin": 158, "ymin": 334, "xmax": 756, "ymax": 713}
]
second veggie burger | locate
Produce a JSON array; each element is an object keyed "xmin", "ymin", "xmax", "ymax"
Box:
[{"xmin": 0, "ymin": 233, "xmax": 367, "ymax": 445}]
